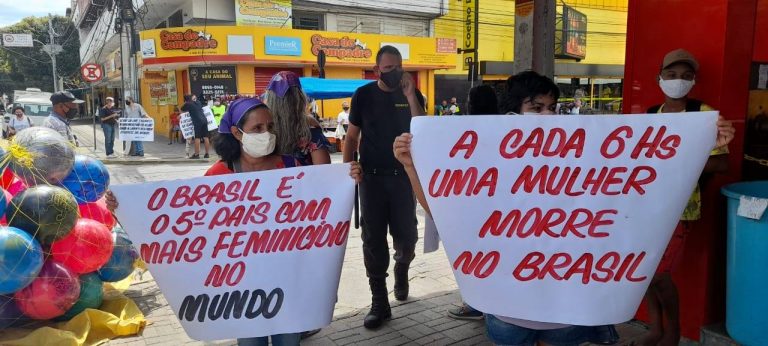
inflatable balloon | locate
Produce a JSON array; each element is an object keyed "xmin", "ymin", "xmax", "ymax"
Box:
[
  {"xmin": 0, "ymin": 188, "xmax": 6, "ymax": 219},
  {"xmin": 0, "ymin": 189, "xmax": 11, "ymax": 226},
  {"xmin": 7, "ymin": 185, "xmax": 79, "ymax": 246},
  {"xmin": 51, "ymin": 219, "xmax": 114, "ymax": 274},
  {"xmin": 6, "ymin": 177, "xmax": 26, "ymax": 197},
  {"xmin": 0, "ymin": 295, "xmax": 25, "ymax": 329},
  {"xmin": 0, "ymin": 168, "xmax": 15, "ymax": 189},
  {"xmin": 0, "ymin": 226, "xmax": 44, "ymax": 294},
  {"xmin": 78, "ymin": 198, "xmax": 116, "ymax": 230},
  {"xmin": 98, "ymin": 229, "xmax": 139, "ymax": 282},
  {"xmin": 59, "ymin": 273, "xmax": 103, "ymax": 320},
  {"xmin": 61, "ymin": 155, "xmax": 110, "ymax": 203},
  {"xmin": 8, "ymin": 127, "xmax": 75, "ymax": 186},
  {"xmin": 14, "ymin": 260, "xmax": 80, "ymax": 320}
]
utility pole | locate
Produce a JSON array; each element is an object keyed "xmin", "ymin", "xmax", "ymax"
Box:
[{"xmin": 48, "ymin": 17, "xmax": 59, "ymax": 92}]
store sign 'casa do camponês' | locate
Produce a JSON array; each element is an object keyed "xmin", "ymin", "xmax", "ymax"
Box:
[
  {"xmin": 310, "ymin": 34, "xmax": 372, "ymax": 60},
  {"xmin": 161, "ymin": 29, "xmax": 219, "ymax": 51}
]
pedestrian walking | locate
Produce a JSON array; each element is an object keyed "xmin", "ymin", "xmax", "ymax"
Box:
[
  {"xmin": 123, "ymin": 96, "xmax": 150, "ymax": 157},
  {"xmin": 99, "ymin": 97, "xmax": 120, "ymax": 157},
  {"xmin": 342, "ymin": 45, "xmax": 426, "ymax": 329}
]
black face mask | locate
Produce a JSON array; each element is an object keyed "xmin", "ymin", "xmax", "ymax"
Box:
[
  {"xmin": 343, "ymin": 107, "xmax": 350, "ymax": 111},
  {"xmin": 126, "ymin": 100, "xmax": 132, "ymax": 106},
  {"xmin": 64, "ymin": 105, "xmax": 78, "ymax": 119},
  {"xmin": 380, "ymin": 69, "xmax": 403, "ymax": 89}
]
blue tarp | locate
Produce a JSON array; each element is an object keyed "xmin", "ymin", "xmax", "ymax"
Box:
[{"xmin": 299, "ymin": 77, "xmax": 373, "ymax": 100}]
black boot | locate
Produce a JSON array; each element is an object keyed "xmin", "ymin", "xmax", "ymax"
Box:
[
  {"xmin": 364, "ymin": 278, "xmax": 391, "ymax": 329},
  {"xmin": 394, "ymin": 263, "xmax": 409, "ymax": 301}
]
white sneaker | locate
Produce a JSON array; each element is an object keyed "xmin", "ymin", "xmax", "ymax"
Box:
[{"xmin": 106, "ymin": 154, "xmax": 118, "ymax": 158}]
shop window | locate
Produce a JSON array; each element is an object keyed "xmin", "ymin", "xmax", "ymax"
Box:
[{"xmin": 293, "ymin": 11, "xmax": 324, "ymax": 30}]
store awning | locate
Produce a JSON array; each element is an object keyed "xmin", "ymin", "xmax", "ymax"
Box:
[{"xmin": 299, "ymin": 77, "xmax": 373, "ymax": 100}]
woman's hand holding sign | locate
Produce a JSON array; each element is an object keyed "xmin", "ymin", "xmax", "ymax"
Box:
[{"xmin": 394, "ymin": 133, "xmax": 431, "ymax": 215}]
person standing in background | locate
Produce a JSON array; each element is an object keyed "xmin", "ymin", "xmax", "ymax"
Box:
[
  {"xmin": 98, "ymin": 97, "xmax": 119, "ymax": 157},
  {"xmin": 168, "ymin": 106, "xmax": 181, "ymax": 144},
  {"xmin": 211, "ymin": 97, "xmax": 226, "ymax": 126},
  {"xmin": 7, "ymin": 106, "xmax": 34, "ymax": 138},
  {"xmin": 123, "ymin": 96, "xmax": 150, "ymax": 157},
  {"xmin": 44, "ymin": 91, "xmax": 83, "ymax": 145},
  {"xmin": 182, "ymin": 94, "xmax": 211, "ymax": 159},
  {"xmin": 337, "ymin": 101, "xmax": 350, "ymax": 131}
]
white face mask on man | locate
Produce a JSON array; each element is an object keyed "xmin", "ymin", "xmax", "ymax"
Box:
[
  {"xmin": 240, "ymin": 130, "xmax": 276, "ymax": 158},
  {"xmin": 659, "ymin": 78, "xmax": 695, "ymax": 99}
]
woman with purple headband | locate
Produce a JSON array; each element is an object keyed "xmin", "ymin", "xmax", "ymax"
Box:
[
  {"xmin": 264, "ymin": 71, "xmax": 332, "ymax": 167},
  {"xmin": 106, "ymin": 97, "xmax": 362, "ymax": 346}
]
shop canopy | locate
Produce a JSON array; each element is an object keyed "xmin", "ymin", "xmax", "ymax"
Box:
[{"xmin": 299, "ymin": 77, "xmax": 373, "ymax": 100}]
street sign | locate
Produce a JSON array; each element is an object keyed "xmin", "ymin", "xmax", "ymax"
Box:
[
  {"xmin": 2, "ymin": 33, "xmax": 33, "ymax": 47},
  {"xmin": 81, "ymin": 63, "xmax": 104, "ymax": 83}
]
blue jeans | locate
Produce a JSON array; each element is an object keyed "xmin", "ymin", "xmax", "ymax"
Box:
[
  {"xmin": 485, "ymin": 314, "xmax": 614, "ymax": 346},
  {"xmin": 237, "ymin": 333, "xmax": 301, "ymax": 346},
  {"xmin": 132, "ymin": 141, "xmax": 144, "ymax": 155},
  {"xmin": 101, "ymin": 123, "xmax": 116, "ymax": 155}
]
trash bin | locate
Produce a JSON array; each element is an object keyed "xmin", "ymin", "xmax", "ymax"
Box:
[{"xmin": 722, "ymin": 181, "xmax": 768, "ymax": 346}]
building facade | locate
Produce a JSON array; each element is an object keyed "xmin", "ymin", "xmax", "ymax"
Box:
[{"xmin": 74, "ymin": 0, "xmax": 456, "ymax": 134}]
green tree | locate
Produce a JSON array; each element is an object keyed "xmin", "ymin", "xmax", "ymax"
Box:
[{"xmin": 0, "ymin": 16, "xmax": 82, "ymax": 98}]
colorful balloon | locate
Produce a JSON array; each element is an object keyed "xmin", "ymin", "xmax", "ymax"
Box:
[
  {"xmin": 14, "ymin": 260, "xmax": 80, "ymax": 320},
  {"xmin": 78, "ymin": 198, "xmax": 116, "ymax": 230},
  {"xmin": 51, "ymin": 219, "xmax": 114, "ymax": 274},
  {"xmin": 59, "ymin": 273, "xmax": 103, "ymax": 320},
  {"xmin": 8, "ymin": 127, "xmax": 75, "ymax": 186},
  {"xmin": 0, "ymin": 295, "xmax": 25, "ymax": 329},
  {"xmin": 60, "ymin": 155, "xmax": 110, "ymax": 203},
  {"xmin": 6, "ymin": 185, "xmax": 79, "ymax": 246},
  {"xmin": 0, "ymin": 226, "xmax": 44, "ymax": 294},
  {"xmin": 98, "ymin": 229, "xmax": 138, "ymax": 282},
  {"xmin": 6, "ymin": 177, "xmax": 26, "ymax": 197}
]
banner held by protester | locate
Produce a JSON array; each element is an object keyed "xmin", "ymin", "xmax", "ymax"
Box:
[
  {"xmin": 409, "ymin": 113, "xmax": 718, "ymax": 325},
  {"xmin": 111, "ymin": 164, "xmax": 355, "ymax": 340}
]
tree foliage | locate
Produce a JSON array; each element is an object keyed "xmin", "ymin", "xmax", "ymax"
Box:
[{"xmin": 0, "ymin": 16, "xmax": 82, "ymax": 96}]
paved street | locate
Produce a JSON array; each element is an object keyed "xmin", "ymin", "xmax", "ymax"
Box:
[{"xmin": 71, "ymin": 120, "xmax": 651, "ymax": 345}]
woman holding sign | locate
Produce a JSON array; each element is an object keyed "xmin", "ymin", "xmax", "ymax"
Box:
[
  {"xmin": 107, "ymin": 97, "xmax": 362, "ymax": 345},
  {"xmin": 393, "ymin": 72, "xmax": 619, "ymax": 346}
]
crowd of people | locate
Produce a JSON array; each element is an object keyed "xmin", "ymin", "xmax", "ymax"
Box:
[{"xmin": 101, "ymin": 46, "xmax": 736, "ymax": 346}]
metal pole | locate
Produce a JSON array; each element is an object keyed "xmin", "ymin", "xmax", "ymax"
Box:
[
  {"xmin": 119, "ymin": 23, "xmax": 127, "ymax": 156},
  {"xmin": 92, "ymin": 85, "xmax": 97, "ymax": 150},
  {"xmin": 48, "ymin": 19, "xmax": 58, "ymax": 92}
]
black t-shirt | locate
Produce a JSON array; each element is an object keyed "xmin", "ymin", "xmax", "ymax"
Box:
[
  {"xmin": 98, "ymin": 106, "xmax": 117, "ymax": 125},
  {"xmin": 182, "ymin": 101, "xmax": 206, "ymax": 125},
  {"xmin": 349, "ymin": 81, "xmax": 425, "ymax": 170}
]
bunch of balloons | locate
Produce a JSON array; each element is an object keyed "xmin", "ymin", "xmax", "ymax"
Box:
[{"xmin": 0, "ymin": 128, "xmax": 139, "ymax": 328}]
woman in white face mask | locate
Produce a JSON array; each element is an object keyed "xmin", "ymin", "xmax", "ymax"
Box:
[{"xmin": 104, "ymin": 98, "xmax": 363, "ymax": 346}]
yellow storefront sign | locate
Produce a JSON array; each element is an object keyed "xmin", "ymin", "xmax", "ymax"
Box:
[{"xmin": 139, "ymin": 26, "xmax": 456, "ymax": 69}]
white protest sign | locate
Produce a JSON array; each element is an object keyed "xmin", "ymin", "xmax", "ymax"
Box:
[
  {"xmin": 203, "ymin": 106, "xmax": 218, "ymax": 131},
  {"xmin": 179, "ymin": 112, "xmax": 195, "ymax": 140},
  {"xmin": 118, "ymin": 118, "xmax": 155, "ymax": 141},
  {"xmin": 410, "ymin": 113, "xmax": 717, "ymax": 325},
  {"xmin": 111, "ymin": 164, "xmax": 355, "ymax": 340}
]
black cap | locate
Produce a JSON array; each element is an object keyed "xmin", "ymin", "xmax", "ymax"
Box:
[{"xmin": 50, "ymin": 91, "xmax": 84, "ymax": 105}]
